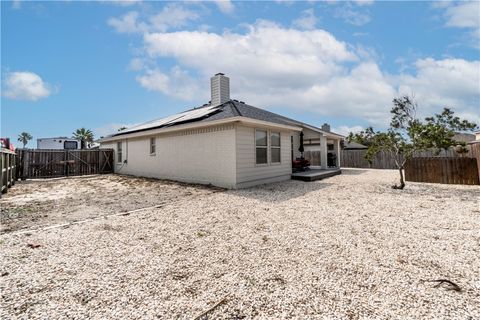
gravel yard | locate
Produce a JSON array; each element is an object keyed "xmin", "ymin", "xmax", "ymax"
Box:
[{"xmin": 1, "ymin": 169, "xmax": 479, "ymax": 319}]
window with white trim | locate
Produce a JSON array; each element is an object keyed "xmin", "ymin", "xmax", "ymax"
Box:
[
  {"xmin": 270, "ymin": 132, "xmax": 281, "ymax": 163},
  {"xmin": 117, "ymin": 141, "xmax": 123, "ymax": 163},
  {"xmin": 255, "ymin": 129, "xmax": 268, "ymax": 164},
  {"xmin": 150, "ymin": 137, "xmax": 156, "ymax": 155}
]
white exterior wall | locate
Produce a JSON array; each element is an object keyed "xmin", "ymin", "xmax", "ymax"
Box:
[
  {"xmin": 101, "ymin": 125, "xmax": 237, "ymax": 189},
  {"xmin": 235, "ymin": 125, "xmax": 293, "ymax": 188},
  {"xmin": 303, "ymin": 128, "xmax": 320, "ymax": 141},
  {"xmin": 37, "ymin": 138, "xmax": 81, "ymax": 150}
]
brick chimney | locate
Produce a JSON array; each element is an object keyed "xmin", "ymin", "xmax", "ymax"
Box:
[
  {"xmin": 321, "ymin": 123, "xmax": 331, "ymax": 132},
  {"xmin": 210, "ymin": 73, "xmax": 230, "ymax": 106}
]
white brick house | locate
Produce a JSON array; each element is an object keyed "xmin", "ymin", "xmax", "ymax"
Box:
[{"xmin": 99, "ymin": 73, "xmax": 344, "ymax": 188}]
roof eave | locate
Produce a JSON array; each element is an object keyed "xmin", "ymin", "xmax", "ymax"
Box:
[
  {"xmin": 98, "ymin": 116, "xmax": 302, "ymax": 142},
  {"xmin": 237, "ymin": 117, "xmax": 302, "ymax": 131}
]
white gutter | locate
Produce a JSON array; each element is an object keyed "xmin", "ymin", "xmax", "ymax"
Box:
[{"xmin": 99, "ymin": 116, "xmax": 302, "ymax": 142}]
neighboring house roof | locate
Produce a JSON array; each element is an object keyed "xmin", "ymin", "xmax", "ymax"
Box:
[
  {"xmin": 452, "ymin": 132, "xmax": 475, "ymax": 143},
  {"xmin": 343, "ymin": 141, "xmax": 368, "ymax": 150},
  {"xmin": 102, "ymin": 100, "xmax": 344, "ymax": 141}
]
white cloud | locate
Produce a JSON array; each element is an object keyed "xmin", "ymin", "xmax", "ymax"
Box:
[
  {"xmin": 136, "ymin": 66, "xmax": 203, "ymax": 101},
  {"xmin": 140, "ymin": 23, "xmax": 394, "ymax": 123},
  {"xmin": 128, "ymin": 58, "xmax": 145, "ymax": 71},
  {"xmin": 438, "ymin": 1, "xmax": 480, "ymax": 48},
  {"xmin": 333, "ymin": 125, "xmax": 364, "ymax": 136},
  {"xmin": 444, "ymin": 1, "xmax": 479, "ymax": 29},
  {"xmin": 116, "ymin": 19, "xmax": 478, "ymax": 127},
  {"xmin": 149, "ymin": 4, "xmax": 199, "ymax": 32},
  {"xmin": 395, "ymin": 58, "xmax": 480, "ymax": 123},
  {"xmin": 233, "ymin": 61, "xmax": 395, "ymax": 125},
  {"xmin": 108, "ymin": 11, "xmax": 145, "ymax": 33},
  {"xmin": 136, "ymin": 69, "xmax": 169, "ymax": 92},
  {"xmin": 431, "ymin": 1, "xmax": 453, "ymax": 9},
  {"xmin": 214, "ymin": 0, "xmax": 235, "ymax": 14},
  {"xmin": 107, "ymin": 4, "xmax": 198, "ymax": 34},
  {"xmin": 2, "ymin": 71, "xmax": 53, "ymax": 101},
  {"xmin": 144, "ymin": 21, "xmax": 356, "ymax": 79},
  {"xmin": 335, "ymin": 5, "xmax": 371, "ymax": 26},
  {"xmin": 292, "ymin": 9, "xmax": 318, "ymax": 30}
]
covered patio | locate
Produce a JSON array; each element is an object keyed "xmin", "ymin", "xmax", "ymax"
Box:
[{"xmin": 299, "ymin": 124, "xmax": 344, "ymax": 169}]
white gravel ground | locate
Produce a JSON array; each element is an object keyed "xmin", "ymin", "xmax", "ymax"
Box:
[{"xmin": 1, "ymin": 169, "xmax": 479, "ymax": 319}]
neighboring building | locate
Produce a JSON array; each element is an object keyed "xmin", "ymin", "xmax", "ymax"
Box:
[
  {"xmin": 343, "ymin": 141, "xmax": 368, "ymax": 150},
  {"xmin": 452, "ymin": 132, "xmax": 476, "ymax": 144},
  {"xmin": 37, "ymin": 137, "xmax": 81, "ymax": 150},
  {"xmin": 475, "ymin": 131, "xmax": 480, "ymax": 141},
  {"xmin": 99, "ymin": 73, "xmax": 344, "ymax": 189}
]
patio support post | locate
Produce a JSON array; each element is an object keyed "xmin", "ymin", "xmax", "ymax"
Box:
[
  {"xmin": 335, "ymin": 139, "xmax": 341, "ymax": 167},
  {"xmin": 320, "ymin": 134, "xmax": 327, "ymax": 169}
]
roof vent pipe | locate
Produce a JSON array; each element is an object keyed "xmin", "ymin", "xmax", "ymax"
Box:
[{"xmin": 210, "ymin": 73, "xmax": 230, "ymax": 106}]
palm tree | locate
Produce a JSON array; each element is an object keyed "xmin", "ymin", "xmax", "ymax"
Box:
[
  {"xmin": 18, "ymin": 132, "xmax": 33, "ymax": 148},
  {"xmin": 72, "ymin": 128, "xmax": 94, "ymax": 149}
]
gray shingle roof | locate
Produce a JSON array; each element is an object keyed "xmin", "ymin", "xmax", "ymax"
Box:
[
  {"xmin": 108, "ymin": 99, "xmax": 345, "ymax": 139},
  {"xmin": 111, "ymin": 99, "xmax": 305, "ymax": 137}
]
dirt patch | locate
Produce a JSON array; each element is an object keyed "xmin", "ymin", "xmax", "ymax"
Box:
[{"xmin": 0, "ymin": 174, "xmax": 221, "ymax": 233}]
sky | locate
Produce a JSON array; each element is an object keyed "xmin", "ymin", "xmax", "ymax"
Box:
[{"xmin": 1, "ymin": 0, "xmax": 479, "ymax": 147}]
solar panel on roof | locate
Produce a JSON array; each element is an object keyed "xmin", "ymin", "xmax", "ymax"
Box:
[
  {"xmin": 170, "ymin": 105, "xmax": 219, "ymax": 124},
  {"xmin": 113, "ymin": 105, "xmax": 221, "ymax": 136},
  {"xmin": 120, "ymin": 114, "xmax": 185, "ymax": 134}
]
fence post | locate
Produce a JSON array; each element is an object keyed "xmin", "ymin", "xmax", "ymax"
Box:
[{"xmin": 65, "ymin": 150, "xmax": 69, "ymax": 177}]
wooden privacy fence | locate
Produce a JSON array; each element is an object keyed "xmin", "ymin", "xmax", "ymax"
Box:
[
  {"xmin": 16, "ymin": 149, "xmax": 114, "ymax": 179},
  {"xmin": 404, "ymin": 157, "xmax": 479, "ymax": 185},
  {"xmin": 1, "ymin": 148, "xmax": 16, "ymax": 195},
  {"xmin": 341, "ymin": 145, "xmax": 478, "ymax": 170},
  {"xmin": 469, "ymin": 142, "xmax": 480, "ymax": 178},
  {"xmin": 340, "ymin": 150, "xmax": 400, "ymax": 169}
]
